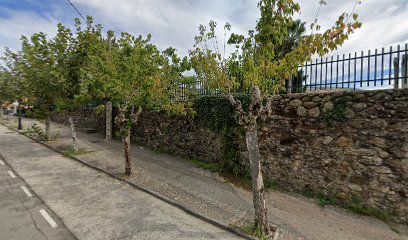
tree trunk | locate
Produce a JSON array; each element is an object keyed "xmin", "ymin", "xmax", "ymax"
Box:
[
  {"xmin": 245, "ymin": 124, "xmax": 270, "ymax": 235},
  {"xmin": 45, "ymin": 113, "xmax": 51, "ymax": 141},
  {"xmin": 123, "ymin": 131, "xmax": 131, "ymax": 176},
  {"xmin": 69, "ymin": 117, "xmax": 78, "ymax": 152}
]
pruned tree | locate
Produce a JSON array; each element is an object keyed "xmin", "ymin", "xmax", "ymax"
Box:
[
  {"xmin": 80, "ymin": 29, "xmax": 183, "ymax": 176},
  {"xmin": 0, "ymin": 71, "xmax": 15, "ymax": 116},
  {"xmin": 4, "ymin": 23, "xmax": 75, "ymax": 140},
  {"xmin": 1, "ymin": 48, "xmax": 29, "ymax": 120},
  {"xmin": 189, "ymin": 0, "xmax": 362, "ymax": 236}
]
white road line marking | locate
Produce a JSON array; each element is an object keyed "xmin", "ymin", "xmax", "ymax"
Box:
[
  {"xmin": 20, "ymin": 186, "xmax": 32, "ymax": 197},
  {"xmin": 7, "ymin": 171, "xmax": 16, "ymax": 178},
  {"xmin": 39, "ymin": 209, "xmax": 58, "ymax": 228},
  {"xmin": 0, "ymin": 160, "xmax": 4, "ymax": 166}
]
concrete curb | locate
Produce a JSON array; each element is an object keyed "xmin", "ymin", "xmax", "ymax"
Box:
[{"xmin": 1, "ymin": 123, "xmax": 256, "ymax": 240}]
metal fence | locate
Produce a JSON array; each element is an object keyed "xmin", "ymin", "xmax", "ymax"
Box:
[
  {"xmin": 301, "ymin": 43, "xmax": 408, "ymax": 92},
  {"xmin": 174, "ymin": 43, "xmax": 408, "ymax": 99}
]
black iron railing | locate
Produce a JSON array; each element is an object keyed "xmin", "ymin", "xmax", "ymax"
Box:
[
  {"xmin": 301, "ymin": 43, "xmax": 408, "ymax": 92},
  {"xmin": 174, "ymin": 43, "xmax": 408, "ymax": 100}
]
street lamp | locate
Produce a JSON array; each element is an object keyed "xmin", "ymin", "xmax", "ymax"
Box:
[{"xmin": 17, "ymin": 98, "xmax": 22, "ymax": 130}]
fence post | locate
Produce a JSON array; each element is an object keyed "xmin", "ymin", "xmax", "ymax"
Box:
[
  {"xmin": 402, "ymin": 54, "xmax": 408, "ymax": 89},
  {"xmin": 393, "ymin": 57, "xmax": 400, "ymax": 89},
  {"xmin": 69, "ymin": 117, "xmax": 78, "ymax": 152},
  {"xmin": 288, "ymin": 78, "xmax": 293, "ymax": 94},
  {"xmin": 106, "ymin": 101, "xmax": 112, "ymax": 140}
]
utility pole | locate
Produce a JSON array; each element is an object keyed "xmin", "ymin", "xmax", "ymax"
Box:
[{"xmin": 105, "ymin": 31, "xmax": 114, "ymax": 140}]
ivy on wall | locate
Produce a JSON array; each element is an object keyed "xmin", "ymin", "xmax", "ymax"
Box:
[
  {"xmin": 192, "ymin": 94, "xmax": 251, "ymax": 176},
  {"xmin": 320, "ymin": 96, "xmax": 348, "ymax": 125}
]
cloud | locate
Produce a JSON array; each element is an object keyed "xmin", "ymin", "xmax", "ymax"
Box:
[
  {"xmin": 71, "ymin": 0, "xmax": 258, "ymax": 56},
  {"xmin": 0, "ymin": 9, "xmax": 58, "ymax": 54},
  {"xmin": 0, "ymin": 0, "xmax": 407, "ymax": 60},
  {"xmin": 297, "ymin": 0, "xmax": 408, "ymax": 56}
]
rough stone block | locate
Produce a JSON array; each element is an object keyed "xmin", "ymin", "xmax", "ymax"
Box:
[
  {"xmin": 308, "ymin": 107, "xmax": 321, "ymax": 118},
  {"xmin": 336, "ymin": 136, "xmax": 353, "ymax": 147},
  {"xmin": 290, "ymin": 99, "xmax": 303, "ymax": 107},
  {"xmin": 297, "ymin": 106, "xmax": 308, "ymax": 117},
  {"xmin": 322, "ymin": 102, "xmax": 334, "ymax": 113},
  {"xmin": 352, "ymin": 103, "xmax": 367, "ymax": 111},
  {"xmin": 360, "ymin": 156, "xmax": 383, "ymax": 166}
]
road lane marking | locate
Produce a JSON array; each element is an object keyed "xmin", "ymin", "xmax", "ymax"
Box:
[
  {"xmin": 20, "ymin": 186, "xmax": 33, "ymax": 197},
  {"xmin": 39, "ymin": 209, "xmax": 58, "ymax": 228},
  {"xmin": 0, "ymin": 160, "xmax": 4, "ymax": 165},
  {"xmin": 7, "ymin": 171, "xmax": 16, "ymax": 178}
]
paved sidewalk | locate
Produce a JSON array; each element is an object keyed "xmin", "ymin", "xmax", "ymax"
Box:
[
  {"xmin": 2, "ymin": 116, "xmax": 408, "ymax": 240},
  {"xmin": 0, "ymin": 124, "xmax": 243, "ymax": 240}
]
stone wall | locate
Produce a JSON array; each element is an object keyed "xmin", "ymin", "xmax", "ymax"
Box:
[
  {"xmin": 255, "ymin": 89, "xmax": 408, "ymax": 224},
  {"xmin": 51, "ymin": 89, "xmax": 408, "ymax": 223},
  {"xmin": 51, "ymin": 108, "xmax": 105, "ymax": 133},
  {"xmin": 131, "ymin": 111, "xmax": 225, "ymax": 162},
  {"xmin": 133, "ymin": 89, "xmax": 408, "ymax": 224}
]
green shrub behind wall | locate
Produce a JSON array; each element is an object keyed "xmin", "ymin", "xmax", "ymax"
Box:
[
  {"xmin": 192, "ymin": 94, "xmax": 251, "ymax": 134},
  {"xmin": 192, "ymin": 94, "xmax": 251, "ymax": 176}
]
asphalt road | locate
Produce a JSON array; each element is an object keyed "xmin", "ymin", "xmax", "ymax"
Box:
[
  {"xmin": 0, "ymin": 153, "xmax": 76, "ymax": 240},
  {"xmin": 0, "ymin": 125, "xmax": 242, "ymax": 240}
]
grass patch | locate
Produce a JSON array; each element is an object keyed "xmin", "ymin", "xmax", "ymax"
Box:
[
  {"xmin": 240, "ymin": 223, "xmax": 270, "ymax": 240},
  {"xmin": 302, "ymin": 189, "xmax": 314, "ymax": 198},
  {"xmin": 390, "ymin": 226, "xmax": 401, "ymax": 234},
  {"xmin": 317, "ymin": 193, "xmax": 337, "ymax": 207},
  {"xmin": 20, "ymin": 129, "xmax": 36, "ymax": 134},
  {"xmin": 345, "ymin": 196, "xmax": 392, "ymax": 222},
  {"xmin": 63, "ymin": 149, "xmax": 95, "ymax": 157},
  {"xmin": 192, "ymin": 158, "xmax": 284, "ymax": 193},
  {"xmin": 300, "ymin": 190, "xmax": 393, "ymax": 223},
  {"xmin": 264, "ymin": 179, "xmax": 282, "ymax": 191},
  {"xmin": 192, "ymin": 159, "xmax": 225, "ymax": 172}
]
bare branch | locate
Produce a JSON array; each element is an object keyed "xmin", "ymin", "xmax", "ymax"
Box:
[
  {"xmin": 260, "ymin": 96, "xmax": 273, "ymax": 122},
  {"xmin": 226, "ymin": 93, "xmax": 248, "ymax": 126},
  {"xmin": 248, "ymin": 86, "xmax": 263, "ymax": 120},
  {"xmin": 130, "ymin": 106, "xmax": 143, "ymax": 124}
]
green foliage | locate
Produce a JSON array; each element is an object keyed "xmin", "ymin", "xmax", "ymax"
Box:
[
  {"xmin": 193, "ymin": 95, "xmax": 236, "ymax": 133},
  {"xmin": 25, "ymin": 108, "xmax": 46, "ymax": 119},
  {"xmin": 192, "ymin": 159, "xmax": 225, "ymax": 172},
  {"xmin": 79, "ymin": 27, "xmax": 189, "ymax": 138},
  {"xmin": 0, "ymin": 71, "xmax": 19, "ymax": 103},
  {"xmin": 317, "ymin": 192, "xmax": 337, "ymax": 207},
  {"xmin": 26, "ymin": 123, "xmax": 47, "ymax": 141},
  {"xmin": 302, "ymin": 189, "xmax": 314, "ymax": 198},
  {"xmin": 192, "ymin": 95, "xmax": 251, "ymax": 177},
  {"xmin": 190, "ymin": 1, "xmax": 362, "ymax": 96},
  {"xmin": 63, "ymin": 149, "xmax": 95, "ymax": 157},
  {"xmin": 320, "ymin": 96, "xmax": 348, "ymax": 124},
  {"xmin": 304, "ymin": 190, "xmax": 393, "ymax": 223},
  {"xmin": 94, "ymin": 104, "xmax": 106, "ymax": 115},
  {"xmin": 390, "ymin": 226, "xmax": 401, "ymax": 234},
  {"xmin": 264, "ymin": 179, "xmax": 282, "ymax": 190},
  {"xmin": 18, "ymin": 28, "xmax": 71, "ymax": 112},
  {"xmin": 221, "ymin": 129, "xmax": 249, "ymax": 177},
  {"xmin": 346, "ymin": 196, "xmax": 392, "ymax": 222},
  {"xmin": 192, "ymin": 94, "xmax": 251, "ymax": 133},
  {"xmin": 240, "ymin": 222, "xmax": 269, "ymax": 240}
]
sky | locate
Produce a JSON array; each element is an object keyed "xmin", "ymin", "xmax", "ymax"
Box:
[{"xmin": 0, "ymin": 0, "xmax": 407, "ymax": 59}]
